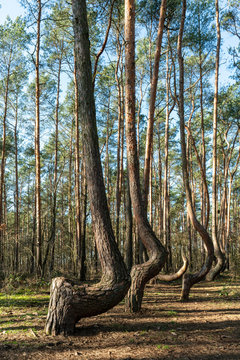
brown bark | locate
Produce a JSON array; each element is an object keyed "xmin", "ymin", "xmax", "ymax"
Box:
[
  {"xmin": 115, "ymin": 34, "xmax": 124, "ymax": 244},
  {"xmin": 124, "ymin": 0, "xmax": 166, "ymax": 313},
  {"xmin": 74, "ymin": 57, "xmax": 81, "ymax": 276},
  {"xmin": 185, "ymin": 126, "xmax": 210, "ymax": 229},
  {"xmin": 35, "ymin": 0, "xmax": 42, "ymax": 275},
  {"xmin": 125, "ymin": 167, "xmax": 133, "ymax": 272},
  {"xmin": 14, "ymin": 96, "xmax": 19, "ymax": 273},
  {"xmin": 80, "ymin": 159, "xmax": 87, "ymax": 281},
  {"xmin": 177, "ymin": 0, "xmax": 214, "ymax": 301},
  {"xmin": 46, "ymin": 0, "xmax": 130, "ymax": 335},
  {"xmin": 0, "ymin": 46, "xmax": 12, "ymax": 266},
  {"xmin": 157, "ymin": 253, "xmax": 188, "ymax": 282},
  {"xmin": 42, "ymin": 55, "xmax": 62, "ymax": 276},
  {"xmin": 163, "ymin": 31, "xmax": 174, "ymax": 271},
  {"xmin": 104, "ymin": 97, "xmax": 110, "ymax": 205},
  {"xmin": 197, "ymin": 6, "xmax": 207, "ymax": 229},
  {"xmin": 206, "ymin": 0, "xmax": 224, "ymax": 281},
  {"xmin": 92, "ymin": 0, "xmax": 115, "ymax": 84},
  {"xmin": 157, "ymin": 130, "xmax": 163, "ymax": 240},
  {"xmin": 143, "ymin": 0, "xmax": 166, "ymax": 207},
  {"xmin": 67, "ymin": 125, "xmax": 74, "ymax": 273}
]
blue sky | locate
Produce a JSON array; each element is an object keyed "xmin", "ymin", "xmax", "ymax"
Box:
[
  {"xmin": 0, "ymin": 0, "xmax": 238, "ymax": 87},
  {"xmin": 0, "ymin": 0, "xmax": 24, "ymax": 24}
]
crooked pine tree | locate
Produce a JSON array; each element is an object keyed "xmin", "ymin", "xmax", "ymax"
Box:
[{"xmin": 45, "ymin": 0, "xmax": 130, "ymax": 335}]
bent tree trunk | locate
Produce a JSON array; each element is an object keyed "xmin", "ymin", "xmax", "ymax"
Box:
[
  {"xmin": 157, "ymin": 253, "xmax": 188, "ymax": 282},
  {"xmin": 45, "ymin": 0, "xmax": 130, "ymax": 335},
  {"xmin": 125, "ymin": 0, "xmax": 166, "ymax": 313},
  {"xmin": 177, "ymin": 0, "xmax": 214, "ymax": 301},
  {"xmin": 206, "ymin": 0, "xmax": 224, "ymax": 281}
]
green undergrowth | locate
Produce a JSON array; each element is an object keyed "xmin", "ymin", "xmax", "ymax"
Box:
[
  {"xmin": 0, "ymin": 277, "xmax": 50, "ymax": 337},
  {"xmin": 0, "ymin": 292, "xmax": 49, "ymax": 308}
]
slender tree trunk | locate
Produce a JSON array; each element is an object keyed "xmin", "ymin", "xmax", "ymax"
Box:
[
  {"xmin": 74, "ymin": 57, "xmax": 81, "ymax": 276},
  {"xmin": 206, "ymin": 0, "xmax": 224, "ymax": 281},
  {"xmin": 197, "ymin": 5, "xmax": 207, "ymax": 229},
  {"xmin": 177, "ymin": 0, "xmax": 214, "ymax": 300},
  {"xmin": 46, "ymin": 0, "xmax": 130, "ymax": 335},
  {"xmin": 0, "ymin": 48, "xmax": 12, "ymax": 268},
  {"xmin": 14, "ymin": 96, "xmax": 19, "ymax": 273},
  {"xmin": 42, "ymin": 57, "xmax": 62, "ymax": 276},
  {"xmin": 163, "ymin": 38, "xmax": 170, "ymax": 271},
  {"xmin": 124, "ymin": 0, "xmax": 166, "ymax": 313},
  {"xmin": 67, "ymin": 125, "xmax": 74, "ymax": 272},
  {"xmin": 143, "ymin": 0, "xmax": 166, "ymax": 207},
  {"xmin": 30, "ymin": 193, "xmax": 36, "ymax": 274},
  {"xmin": 115, "ymin": 35, "xmax": 124, "ymax": 244},
  {"xmin": 80, "ymin": 158, "xmax": 87, "ymax": 281},
  {"xmin": 104, "ymin": 97, "xmax": 110, "ymax": 205},
  {"xmin": 35, "ymin": 0, "xmax": 42, "ymax": 276},
  {"xmin": 157, "ymin": 130, "xmax": 163, "ymax": 240},
  {"xmin": 125, "ymin": 167, "xmax": 133, "ymax": 272}
]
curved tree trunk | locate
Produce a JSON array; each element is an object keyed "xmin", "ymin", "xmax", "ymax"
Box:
[
  {"xmin": 157, "ymin": 253, "xmax": 188, "ymax": 282},
  {"xmin": 45, "ymin": 0, "xmax": 130, "ymax": 335},
  {"xmin": 125, "ymin": 0, "xmax": 166, "ymax": 313},
  {"xmin": 177, "ymin": 0, "xmax": 214, "ymax": 301},
  {"xmin": 206, "ymin": 0, "xmax": 225, "ymax": 281}
]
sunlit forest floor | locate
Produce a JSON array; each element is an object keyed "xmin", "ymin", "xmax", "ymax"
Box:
[{"xmin": 0, "ymin": 275, "xmax": 240, "ymax": 359}]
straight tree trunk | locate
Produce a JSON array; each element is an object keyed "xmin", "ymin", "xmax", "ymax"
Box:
[
  {"xmin": 80, "ymin": 158, "xmax": 87, "ymax": 281},
  {"xmin": 14, "ymin": 96, "xmax": 19, "ymax": 273},
  {"xmin": 67, "ymin": 125, "xmax": 74, "ymax": 272},
  {"xmin": 125, "ymin": 167, "xmax": 133, "ymax": 272},
  {"xmin": 125, "ymin": 0, "xmax": 166, "ymax": 313},
  {"xmin": 42, "ymin": 56, "xmax": 62, "ymax": 276},
  {"xmin": 115, "ymin": 35, "xmax": 124, "ymax": 244},
  {"xmin": 157, "ymin": 130, "xmax": 163, "ymax": 240},
  {"xmin": 163, "ymin": 36, "xmax": 170, "ymax": 271},
  {"xmin": 143, "ymin": 0, "xmax": 166, "ymax": 207},
  {"xmin": 46, "ymin": 0, "xmax": 130, "ymax": 335},
  {"xmin": 0, "ymin": 48, "xmax": 12, "ymax": 267},
  {"xmin": 35, "ymin": 0, "xmax": 42, "ymax": 276},
  {"xmin": 74, "ymin": 57, "xmax": 81, "ymax": 276}
]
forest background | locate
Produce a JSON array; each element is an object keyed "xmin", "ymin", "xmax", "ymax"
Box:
[{"xmin": 0, "ymin": 0, "xmax": 239, "ymax": 288}]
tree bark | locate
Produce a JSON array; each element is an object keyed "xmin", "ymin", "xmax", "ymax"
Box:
[
  {"xmin": 14, "ymin": 95, "xmax": 19, "ymax": 273},
  {"xmin": 177, "ymin": 0, "xmax": 214, "ymax": 301},
  {"xmin": 115, "ymin": 31, "xmax": 124, "ymax": 245},
  {"xmin": 74, "ymin": 57, "xmax": 81, "ymax": 276},
  {"xmin": 157, "ymin": 253, "xmax": 188, "ymax": 282},
  {"xmin": 42, "ymin": 56, "xmax": 62, "ymax": 276},
  {"xmin": 35, "ymin": 0, "xmax": 42, "ymax": 276},
  {"xmin": 80, "ymin": 158, "xmax": 87, "ymax": 281},
  {"xmin": 143, "ymin": 0, "xmax": 166, "ymax": 207},
  {"xmin": 125, "ymin": 166, "xmax": 133, "ymax": 272},
  {"xmin": 46, "ymin": 0, "xmax": 130, "ymax": 335},
  {"xmin": 124, "ymin": 0, "xmax": 166, "ymax": 313},
  {"xmin": 0, "ymin": 46, "xmax": 12, "ymax": 268},
  {"xmin": 206, "ymin": 0, "xmax": 224, "ymax": 281}
]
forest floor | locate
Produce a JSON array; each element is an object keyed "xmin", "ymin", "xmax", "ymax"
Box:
[{"xmin": 0, "ymin": 275, "xmax": 240, "ymax": 360}]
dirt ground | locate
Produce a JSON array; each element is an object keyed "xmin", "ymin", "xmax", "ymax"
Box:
[{"xmin": 0, "ymin": 277, "xmax": 240, "ymax": 360}]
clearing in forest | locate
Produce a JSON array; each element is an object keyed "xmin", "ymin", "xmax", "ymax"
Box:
[{"xmin": 0, "ymin": 276, "xmax": 240, "ymax": 360}]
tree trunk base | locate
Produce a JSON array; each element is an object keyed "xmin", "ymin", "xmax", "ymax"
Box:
[
  {"xmin": 125, "ymin": 265, "xmax": 144, "ymax": 312},
  {"xmin": 126, "ymin": 249, "xmax": 166, "ymax": 312},
  {"xmin": 45, "ymin": 276, "xmax": 130, "ymax": 335},
  {"xmin": 180, "ymin": 273, "xmax": 192, "ymax": 301}
]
